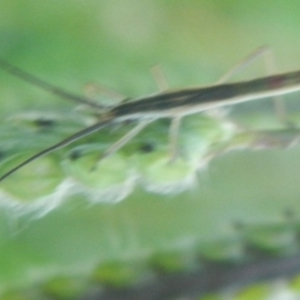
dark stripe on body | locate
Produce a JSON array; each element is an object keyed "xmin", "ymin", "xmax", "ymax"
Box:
[
  {"xmin": 111, "ymin": 70, "xmax": 300, "ymax": 118},
  {"xmin": 111, "ymin": 84, "xmax": 237, "ymax": 117}
]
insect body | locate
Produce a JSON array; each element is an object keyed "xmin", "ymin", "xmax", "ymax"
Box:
[{"xmin": 1, "ymin": 49, "xmax": 300, "ymax": 181}]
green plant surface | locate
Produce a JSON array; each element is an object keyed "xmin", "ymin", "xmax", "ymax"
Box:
[{"xmin": 1, "ymin": 1, "xmax": 300, "ymax": 299}]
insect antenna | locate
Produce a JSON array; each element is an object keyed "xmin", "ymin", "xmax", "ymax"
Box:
[
  {"xmin": 0, "ymin": 118, "xmax": 113, "ymax": 182},
  {"xmin": 0, "ymin": 59, "xmax": 106, "ymax": 109}
]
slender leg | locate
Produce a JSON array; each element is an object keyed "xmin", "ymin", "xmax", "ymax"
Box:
[
  {"xmin": 163, "ymin": 47, "xmax": 288, "ymax": 164},
  {"xmin": 260, "ymin": 48, "xmax": 287, "ymax": 122},
  {"xmin": 216, "ymin": 46, "xmax": 271, "ymax": 84},
  {"xmin": 92, "ymin": 120, "xmax": 152, "ymax": 170},
  {"xmin": 169, "ymin": 117, "xmax": 182, "ymax": 162},
  {"xmin": 151, "ymin": 65, "xmax": 169, "ymax": 92},
  {"xmin": 83, "ymin": 82, "xmax": 126, "ymax": 106},
  {"xmin": 151, "ymin": 65, "xmax": 184, "ymax": 161},
  {"xmin": 151, "ymin": 67, "xmax": 186, "ymax": 161},
  {"xmin": 216, "ymin": 46, "xmax": 286, "ymax": 122},
  {"xmin": 160, "ymin": 48, "xmax": 288, "ymax": 163},
  {"xmin": 94, "ymin": 67, "xmax": 169, "ymax": 168}
]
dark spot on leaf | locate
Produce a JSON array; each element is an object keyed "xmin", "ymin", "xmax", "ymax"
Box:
[
  {"xmin": 232, "ymin": 220, "xmax": 245, "ymax": 231},
  {"xmin": 69, "ymin": 149, "xmax": 82, "ymax": 160},
  {"xmin": 33, "ymin": 118, "xmax": 55, "ymax": 128},
  {"xmin": 139, "ymin": 142, "xmax": 155, "ymax": 153},
  {"xmin": 0, "ymin": 150, "xmax": 5, "ymax": 161},
  {"xmin": 283, "ymin": 208, "xmax": 296, "ymax": 220}
]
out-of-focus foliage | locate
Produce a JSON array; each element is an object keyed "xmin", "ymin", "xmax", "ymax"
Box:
[{"xmin": 1, "ymin": 1, "xmax": 300, "ymax": 299}]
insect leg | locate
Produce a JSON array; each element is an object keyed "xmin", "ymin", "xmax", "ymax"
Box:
[
  {"xmin": 92, "ymin": 120, "xmax": 153, "ymax": 170},
  {"xmin": 151, "ymin": 65, "xmax": 169, "ymax": 92},
  {"xmin": 260, "ymin": 48, "xmax": 287, "ymax": 123},
  {"xmin": 216, "ymin": 46, "xmax": 286, "ymax": 122},
  {"xmin": 167, "ymin": 47, "xmax": 285, "ymax": 164},
  {"xmin": 169, "ymin": 116, "xmax": 182, "ymax": 162},
  {"xmin": 83, "ymin": 82, "xmax": 126, "ymax": 106},
  {"xmin": 151, "ymin": 66, "xmax": 185, "ymax": 161},
  {"xmin": 216, "ymin": 46, "xmax": 271, "ymax": 84}
]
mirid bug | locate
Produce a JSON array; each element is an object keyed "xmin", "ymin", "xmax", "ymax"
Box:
[{"xmin": 0, "ymin": 47, "xmax": 298, "ymax": 181}]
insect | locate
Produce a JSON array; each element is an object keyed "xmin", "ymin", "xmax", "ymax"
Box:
[{"xmin": 0, "ymin": 46, "xmax": 299, "ymax": 182}]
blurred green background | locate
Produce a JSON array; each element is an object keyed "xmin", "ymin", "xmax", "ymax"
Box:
[{"xmin": 1, "ymin": 1, "xmax": 300, "ymax": 298}]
